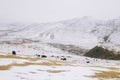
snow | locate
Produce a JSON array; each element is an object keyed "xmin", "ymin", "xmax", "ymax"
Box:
[
  {"xmin": 0, "ymin": 66, "xmax": 95, "ymax": 80},
  {"xmin": 0, "ymin": 53, "xmax": 119, "ymax": 80},
  {"xmin": 0, "ymin": 59, "xmax": 13, "ymax": 65},
  {"xmin": 0, "ymin": 17, "xmax": 120, "ymax": 50},
  {"xmin": 0, "ymin": 17, "xmax": 120, "ymax": 80}
]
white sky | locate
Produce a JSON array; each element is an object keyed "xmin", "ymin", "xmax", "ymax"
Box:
[{"xmin": 0, "ymin": 0, "xmax": 120, "ymax": 23}]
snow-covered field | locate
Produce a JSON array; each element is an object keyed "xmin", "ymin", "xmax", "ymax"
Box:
[
  {"xmin": 0, "ymin": 42, "xmax": 120, "ymax": 80},
  {"xmin": 0, "ymin": 52, "xmax": 120, "ymax": 80}
]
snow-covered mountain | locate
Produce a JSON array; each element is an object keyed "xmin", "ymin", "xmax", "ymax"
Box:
[
  {"xmin": 0, "ymin": 16, "xmax": 120, "ymax": 50},
  {"xmin": 1, "ymin": 17, "xmax": 120, "ymax": 80}
]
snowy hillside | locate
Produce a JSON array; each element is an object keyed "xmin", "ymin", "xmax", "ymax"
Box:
[
  {"xmin": 0, "ymin": 17, "xmax": 120, "ymax": 80},
  {"xmin": 0, "ymin": 17, "xmax": 120, "ymax": 50}
]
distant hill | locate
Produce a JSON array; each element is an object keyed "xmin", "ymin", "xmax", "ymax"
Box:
[
  {"xmin": 0, "ymin": 17, "xmax": 120, "ymax": 51},
  {"xmin": 84, "ymin": 46, "xmax": 120, "ymax": 60}
]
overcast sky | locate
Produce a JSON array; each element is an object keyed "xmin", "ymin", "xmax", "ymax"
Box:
[{"xmin": 0, "ymin": 0, "xmax": 120, "ymax": 23}]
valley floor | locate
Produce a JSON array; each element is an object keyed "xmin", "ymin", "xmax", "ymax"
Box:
[{"xmin": 0, "ymin": 52, "xmax": 120, "ymax": 80}]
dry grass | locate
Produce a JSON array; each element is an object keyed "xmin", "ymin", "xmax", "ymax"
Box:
[
  {"xmin": 0, "ymin": 60, "xmax": 70, "ymax": 70},
  {"xmin": 0, "ymin": 65, "xmax": 11, "ymax": 70},
  {"xmin": 29, "ymin": 71, "xmax": 37, "ymax": 74},
  {"xmin": 0, "ymin": 62, "xmax": 36, "ymax": 70},
  {"xmin": 108, "ymin": 67, "xmax": 120, "ymax": 71},
  {"xmin": 40, "ymin": 60, "xmax": 71, "ymax": 66},
  {"xmin": 0, "ymin": 54, "xmax": 42, "ymax": 61},
  {"xmin": 46, "ymin": 70, "xmax": 68, "ymax": 73},
  {"xmin": 90, "ymin": 66, "xmax": 105, "ymax": 68},
  {"xmin": 88, "ymin": 66, "xmax": 120, "ymax": 79},
  {"xmin": 88, "ymin": 70, "xmax": 120, "ymax": 79},
  {"xmin": 37, "ymin": 69, "xmax": 68, "ymax": 73},
  {"xmin": 0, "ymin": 54, "xmax": 22, "ymax": 59},
  {"xmin": 0, "ymin": 53, "xmax": 71, "ymax": 70},
  {"xmin": 90, "ymin": 66, "xmax": 120, "ymax": 71}
]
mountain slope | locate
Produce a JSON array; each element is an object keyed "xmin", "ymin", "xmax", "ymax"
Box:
[{"xmin": 0, "ymin": 17, "xmax": 120, "ymax": 50}]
